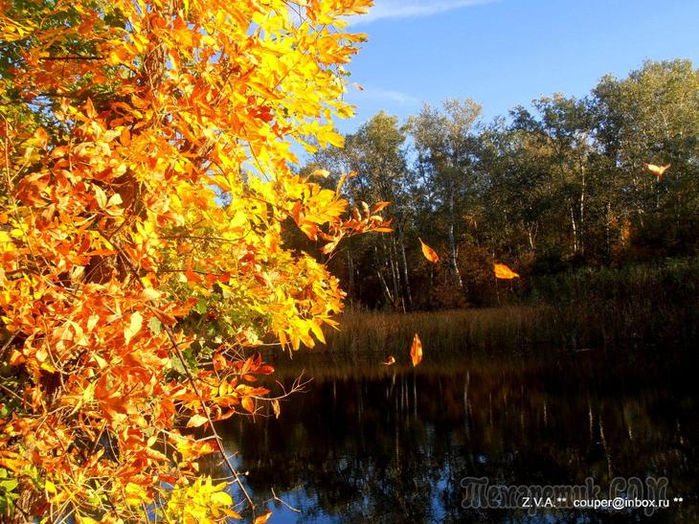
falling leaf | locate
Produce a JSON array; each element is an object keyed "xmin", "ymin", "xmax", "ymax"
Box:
[
  {"xmin": 410, "ymin": 334, "xmax": 422, "ymax": 367},
  {"xmin": 645, "ymin": 163, "xmax": 670, "ymax": 179},
  {"xmin": 419, "ymin": 238, "xmax": 439, "ymax": 264},
  {"xmin": 383, "ymin": 356, "xmax": 396, "ymax": 366},
  {"xmin": 271, "ymin": 399, "xmax": 280, "ymax": 419},
  {"xmin": 352, "ymin": 83, "xmax": 364, "ymax": 91},
  {"xmin": 494, "ymin": 263, "xmax": 519, "ymax": 280}
]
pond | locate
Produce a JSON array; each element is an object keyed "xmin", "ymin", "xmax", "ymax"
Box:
[{"xmin": 207, "ymin": 352, "xmax": 697, "ymax": 523}]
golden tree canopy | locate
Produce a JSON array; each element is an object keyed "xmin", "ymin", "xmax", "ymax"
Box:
[{"xmin": 0, "ymin": 0, "xmax": 380, "ymax": 521}]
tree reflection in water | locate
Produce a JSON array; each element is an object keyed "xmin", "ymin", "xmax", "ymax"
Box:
[{"xmin": 202, "ymin": 355, "xmax": 696, "ymax": 523}]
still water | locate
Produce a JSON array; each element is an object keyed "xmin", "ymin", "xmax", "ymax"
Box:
[{"xmin": 209, "ymin": 353, "xmax": 696, "ymax": 523}]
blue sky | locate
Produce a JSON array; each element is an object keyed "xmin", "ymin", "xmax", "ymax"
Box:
[{"xmin": 337, "ymin": 0, "xmax": 699, "ymax": 133}]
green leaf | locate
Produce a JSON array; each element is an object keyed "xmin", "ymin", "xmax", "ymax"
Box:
[{"xmin": 148, "ymin": 316, "xmax": 162, "ymax": 335}]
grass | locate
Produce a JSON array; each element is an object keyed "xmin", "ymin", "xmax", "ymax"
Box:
[
  {"xmin": 260, "ymin": 306, "xmax": 560, "ymax": 380},
  {"xmin": 257, "ymin": 258, "xmax": 699, "ymax": 379},
  {"xmin": 527, "ymin": 257, "xmax": 699, "ymax": 351}
]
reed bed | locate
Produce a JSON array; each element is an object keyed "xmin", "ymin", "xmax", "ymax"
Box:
[{"xmin": 258, "ymin": 258, "xmax": 699, "ymax": 379}]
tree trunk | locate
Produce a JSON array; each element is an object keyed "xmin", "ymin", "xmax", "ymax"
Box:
[
  {"xmin": 397, "ymin": 221, "xmax": 412, "ymax": 309},
  {"xmin": 579, "ymin": 164, "xmax": 586, "ymax": 255},
  {"xmin": 448, "ymin": 186, "xmax": 463, "ymax": 287},
  {"xmin": 570, "ymin": 204, "xmax": 579, "ymax": 253},
  {"xmin": 387, "ymin": 238, "xmax": 401, "ymax": 310},
  {"xmin": 346, "ymin": 239, "xmax": 355, "ymax": 300}
]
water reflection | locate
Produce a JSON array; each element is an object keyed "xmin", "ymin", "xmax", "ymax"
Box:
[{"xmin": 208, "ymin": 355, "xmax": 696, "ymax": 523}]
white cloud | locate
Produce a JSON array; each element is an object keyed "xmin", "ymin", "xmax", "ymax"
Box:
[
  {"xmin": 350, "ymin": 0, "xmax": 496, "ymax": 25},
  {"xmin": 355, "ymin": 87, "xmax": 420, "ymax": 105}
]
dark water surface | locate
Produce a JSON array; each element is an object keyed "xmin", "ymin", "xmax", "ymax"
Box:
[{"xmin": 209, "ymin": 352, "xmax": 697, "ymax": 523}]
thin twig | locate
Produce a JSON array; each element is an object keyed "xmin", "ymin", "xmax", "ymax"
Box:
[
  {"xmin": 271, "ymin": 488, "xmax": 301, "ymax": 513},
  {"xmin": 0, "ymin": 383, "xmax": 24, "ymax": 403}
]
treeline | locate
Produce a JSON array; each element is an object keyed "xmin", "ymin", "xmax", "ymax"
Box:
[{"xmin": 292, "ymin": 59, "xmax": 699, "ymax": 310}]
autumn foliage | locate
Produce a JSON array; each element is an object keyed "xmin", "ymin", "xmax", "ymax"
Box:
[{"xmin": 0, "ymin": 0, "xmax": 381, "ymax": 521}]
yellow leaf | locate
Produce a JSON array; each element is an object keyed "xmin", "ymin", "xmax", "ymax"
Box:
[
  {"xmin": 93, "ymin": 185, "xmax": 107, "ymax": 209},
  {"xmin": 410, "ymin": 334, "xmax": 422, "ymax": 367},
  {"xmin": 383, "ymin": 356, "xmax": 395, "ymax": 366},
  {"xmin": 419, "ymin": 238, "xmax": 439, "ymax": 264},
  {"xmin": 309, "ymin": 320, "xmax": 326, "ymax": 344},
  {"xmin": 645, "ymin": 163, "xmax": 670, "ymax": 179},
  {"xmin": 124, "ymin": 311, "xmax": 143, "ymax": 344},
  {"xmin": 106, "ymin": 193, "xmax": 123, "ymax": 208},
  {"xmin": 93, "ymin": 353, "xmax": 108, "ymax": 369},
  {"xmin": 494, "ymin": 263, "xmax": 519, "ymax": 280},
  {"xmin": 140, "ymin": 287, "xmax": 161, "ymax": 301},
  {"xmin": 210, "ymin": 490, "xmax": 232, "ymax": 506},
  {"xmin": 186, "ymin": 414, "xmax": 209, "ymax": 428}
]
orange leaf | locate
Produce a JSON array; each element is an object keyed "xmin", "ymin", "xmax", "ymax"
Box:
[
  {"xmin": 254, "ymin": 511, "xmax": 273, "ymax": 524},
  {"xmin": 645, "ymin": 163, "xmax": 670, "ymax": 179},
  {"xmin": 383, "ymin": 355, "xmax": 395, "ymax": 366},
  {"xmin": 9, "ymin": 349, "xmax": 25, "ymax": 366},
  {"xmin": 242, "ymin": 396, "xmax": 255, "ymax": 413},
  {"xmin": 410, "ymin": 334, "xmax": 422, "ymax": 367},
  {"xmin": 84, "ymin": 98, "xmax": 97, "ymax": 118},
  {"xmin": 494, "ymin": 263, "xmax": 519, "ymax": 280},
  {"xmin": 120, "ymin": 127, "xmax": 131, "ymax": 147},
  {"xmin": 15, "ymin": 172, "xmax": 49, "ymax": 206},
  {"xmin": 371, "ymin": 201, "xmax": 391, "ymax": 214},
  {"xmin": 419, "ymin": 238, "xmax": 439, "ymax": 264},
  {"xmin": 33, "ymin": 127, "xmax": 48, "ymax": 149}
]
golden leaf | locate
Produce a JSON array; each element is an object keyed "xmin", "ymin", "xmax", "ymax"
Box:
[
  {"xmin": 494, "ymin": 263, "xmax": 519, "ymax": 280},
  {"xmin": 419, "ymin": 238, "xmax": 439, "ymax": 264},
  {"xmin": 383, "ymin": 356, "xmax": 396, "ymax": 366},
  {"xmin": 410, "ymin": 334, "xmax": 423, "ymax": 367},
  {"xmin": 186, "ymin": 414, "xmax": 209, "ymax": 428},
  {"xmin": 123, "ymin": 311, "xmax": 143, "ymax": 345},
  {"xmin": 254, "ymin": 511, "xmax": 273, "ymax": 524},
  {"xmin": 242, "ymin": 396, "xmax": 255, "ymax": 413},
  {"xmin": 645, "ymin": 163, "xmax": 670, "ymax": 179}
]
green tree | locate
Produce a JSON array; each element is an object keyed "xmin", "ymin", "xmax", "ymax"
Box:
[
  {"xmin": 409, "ymin": 99, "xmax": 483, "ymax": 290},
  {"xmin": 313, "ymin": 112, "xmax": 415, "ymax": 309},
  {"xmin": 593, "ymin": 59, "xmax": 699, "ymax": 257}
]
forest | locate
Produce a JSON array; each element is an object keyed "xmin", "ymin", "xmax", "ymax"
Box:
[{"xmin": 297, "ymin": 59, "xmax": 699, "ymax": 311}]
